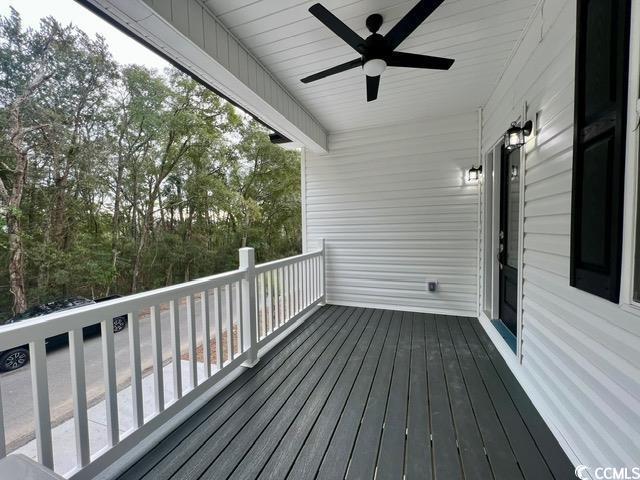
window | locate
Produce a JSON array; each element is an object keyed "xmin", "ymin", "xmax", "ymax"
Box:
[{"xmin": 570, "ymin": 0, "xmax": 632, "ymax": 302}]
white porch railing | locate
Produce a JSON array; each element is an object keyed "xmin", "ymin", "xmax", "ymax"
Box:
[{"xmin": 0, "ymin": 243, "xmax": 325, "ymax": 478}]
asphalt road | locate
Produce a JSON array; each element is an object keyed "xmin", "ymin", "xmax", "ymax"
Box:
[{"xmin": 0, "ymin": 297, "xmax": 215, "ymax": 450}]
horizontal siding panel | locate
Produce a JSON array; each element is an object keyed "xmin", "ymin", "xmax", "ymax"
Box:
[
  {"xmin": 523, "ymin": 319, "xmax": 640, "ymax": 441},
  {"xmin": 307, "ymin": 204, "xmax": 476, "ymax": 219},
  {"xmin": 306, "ymin": 196, "xmax": 477, "ymax": 213},
  {"xmin": 307, "ymin": 214, "xmax": 478, "ymax": 226},
  {"xmin": 328, "ymin": 278, "xmax": 477, "ymax": 294},
  {"xmin": 308, "ymin": 225, "xmax": 477, "ymax": 237},
  {"xmin": 305, "ymin": 185, "xmax": 478, "ymax": 205},
  {"xmin": 523, "ymin": 289, "xmax": 640, "ymax": 381},
  {"xmin": 329, "ymin": 266, "xmax": 477, "ymax": 279},
  {"xmin": 524, "ymin": 192, "xmax": 571, "ymax": 217},
  {"xmin": 306, "ymin": 176, "xmax": 473, "ymax": 196},
  {"xmin": 523, "ymin": 233, "xmax": 569, "ymax": 256},
  {"xmin": 525, "ymin": 170, "xmax": 572, "ymax": 201},
  {"xmin": 330, "ymin": 249, "xmax": 478, "ymax": 261},
  {"xmin": 523, "ymin": 336, "xmax": 635, "ymax": 467},
  {"xmin": 306, "ymin": 113, "xmax": 478, "ymax": 316},
  {"xmin": 526, "ymin": 147, "xmax": 572, "ymax": 185},
  {"xmin": 524, "ymin": 215, "xmax": 570, "ymax": 235}
]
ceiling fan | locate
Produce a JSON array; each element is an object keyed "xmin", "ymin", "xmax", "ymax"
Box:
[{"xmin": 301, "ymin": 0, "xmax": 454, "ymax": 102}]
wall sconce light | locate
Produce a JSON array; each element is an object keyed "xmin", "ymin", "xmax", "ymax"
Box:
[
  {"xmin": 504, "ymin": 120, "xmax": 533, "ymax": 150},
  {"xmin": 467, "ymin": 165, "xmax": 483, "ymax": 183}
]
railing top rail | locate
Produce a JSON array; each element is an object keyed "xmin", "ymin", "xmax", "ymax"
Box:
[
  {"xmin": 254, "ymin": 248, "xmax": 323, "ymax": 274},
  {"xmin": 0, "ymin": 269, "xmax": 244, "ymax": 350}
]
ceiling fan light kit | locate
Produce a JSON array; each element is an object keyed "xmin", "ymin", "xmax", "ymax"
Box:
[
  {"xmin": 363, "ymin": 59, "xmax": 387, "ymax": 77},
  {"xmin": 301, "ymin": 1, "xmax": 455, "ymax": 102}
]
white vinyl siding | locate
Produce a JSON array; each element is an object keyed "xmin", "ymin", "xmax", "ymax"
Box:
[
  {"xmin": 305, "ymin": 112, "xmax": 479, "ymax": 316},
  {"xmin": 481, "ymin": 0, "xmax": 640, "ymax": 469}
]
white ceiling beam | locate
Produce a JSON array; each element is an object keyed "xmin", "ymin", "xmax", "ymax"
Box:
[{"xmin": 82, "ymin": 0, "xmax": 328, "ymax": 153}]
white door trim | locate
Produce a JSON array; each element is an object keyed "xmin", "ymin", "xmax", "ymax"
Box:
[{"xmin": 620, "ymin": 0, "xmax": 640, "ymax": 310}]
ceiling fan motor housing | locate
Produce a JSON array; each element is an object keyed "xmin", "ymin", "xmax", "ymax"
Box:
[{"xmin": 363, "ymin": 33, "xmax": 389, "ymax": 63}]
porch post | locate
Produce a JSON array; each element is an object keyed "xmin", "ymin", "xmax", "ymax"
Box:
[
  {"xmin": 239, "ymin": 247, "xmax": 259, "ymax": 367},
  {"xmin": 320, "ymin": 238, "xmax": 327, "ymax": 305}
]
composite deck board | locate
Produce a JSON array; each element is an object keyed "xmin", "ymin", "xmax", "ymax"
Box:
[
  {"xmin": 467, "ymin": 318, "xmax": 575, "ymax": 479},
  {"xmin": 449, "ymin": 318, "xmax": 523, "ymax": 480},
  {"xmin": 344, "ymin": 310, "xmax": 403, "ymax": 480},
  {"xmin": 171, "ymin": 306, "xmax": 363, "ymax": 480},
  {"xmin": 436, "ymin": 314, "xmax": 493, "ymax": 479},
  {"xmin": 404, "ymin": 313, "xmax": 431, "ymax": 480},
  {"xmin": 376, "ymin": 312, "xmax": 412, "ymax": 480},
  {"xmin": 425, "ymin": 313, "xmax": 463, "ymax": 479},
  {"xmin": 124, "ymin": 306, "xmax": 573, "ymax": 480},
  {"xmin": 256, "ymin": 309, "xmax": 387, "ymax": 480},
  {"xmin": 225, "ymin": 308, "xmax": 377, "ymax": 479},
  {"xmin": 311, "ymin": 310, "xmax": 398, "ymax": 480},
  {"xmin": 458, "ymin": 317, "xmax": 555, "ymax": 480}
]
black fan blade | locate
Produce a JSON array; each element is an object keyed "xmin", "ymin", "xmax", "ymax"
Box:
[
  {"xmin": 387, "ymin": 51, "xmax": 454, "ymax": 70},
  {"xmin": 301, "ymin": 58, "xmax": 362, "ymax": 83},
  {"xmin": 309, "ymin": 4, "xmax": 366, "ymax": 54},
  {"xmin": 366, "ymin": 75, "xmax": 380, "ymax": 102},
  {"xmin": 384, "ymin": 0, "xmax": 445, "ymax": 51}
]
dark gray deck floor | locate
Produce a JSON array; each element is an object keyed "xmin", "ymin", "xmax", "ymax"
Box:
[{"xmin": 119, "ymin": 305, "xmax": 574, "ymax": 480}]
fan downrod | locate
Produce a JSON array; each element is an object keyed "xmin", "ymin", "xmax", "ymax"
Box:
[{"xmin": 366, "ymin": 14, "xmax": 383, "ymax": 33}]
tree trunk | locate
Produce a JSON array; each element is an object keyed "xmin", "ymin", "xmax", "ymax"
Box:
[
  {"xmin": 1, "ymin": 71, "xmax": 52, "ymax": 314},
  {"xmin": 7, "ymin": 210, "xmax": 28, "ymax": 314},
  {"xmin": 111, "ymin": 151, "xmax": 125, "ymax": 288}
]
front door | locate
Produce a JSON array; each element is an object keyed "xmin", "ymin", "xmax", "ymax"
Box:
[{"xmin": 498, "ymin": 147, "xmax": 521, "ymax": 336}]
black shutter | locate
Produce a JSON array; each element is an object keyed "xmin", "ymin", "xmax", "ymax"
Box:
[{"xmin": 570, "ymin": 0, "xmax": 631, "ymax": 302}]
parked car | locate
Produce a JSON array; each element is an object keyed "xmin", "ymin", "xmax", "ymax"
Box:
[{"xmin": 0, "ymin": 295, "xmax": 128, "ymax": 372}]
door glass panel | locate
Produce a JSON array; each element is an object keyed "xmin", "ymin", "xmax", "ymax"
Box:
[{"xmin": 506, "ymin": 150, "xmax": 520, "ymax": 269}]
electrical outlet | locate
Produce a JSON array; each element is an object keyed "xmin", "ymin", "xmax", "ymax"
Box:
[{"xmin": 427, "ymin": 281, "xmax": 438, "ymax": 292}]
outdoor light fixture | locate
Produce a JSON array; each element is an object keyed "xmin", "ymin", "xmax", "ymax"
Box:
[
  {"xmin": 504, "ymin": 120, "xmax": 533, "ymax": 150},
  {"xmin": 467, "ymin": 165, "xmax": 483, "ymax": 182}
]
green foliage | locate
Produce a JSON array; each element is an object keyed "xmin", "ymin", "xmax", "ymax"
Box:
[{"xmin": 0, "ymin": 10, "xmax": 301, "ymax": 318}]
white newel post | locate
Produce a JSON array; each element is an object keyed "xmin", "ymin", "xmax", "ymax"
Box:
[
  {"xmin": 239, "ymin": 247, "xmax": 259, "ymax": 367},
  {"xmin": 320, "ymin": 238, "xmax": 327, "ymax": 305}
]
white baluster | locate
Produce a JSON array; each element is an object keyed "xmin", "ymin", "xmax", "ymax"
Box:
[
  {"xmin": 30, "ymin": 339, "xmax": 53, "ymax": 468},
  {"xmin": 201, "ymin": 291, "xmax": 211, "ymax": 378},
  {"xmin": 101, "ymin": 320, "xmax": 119, "ymax": 446},
  {"xmin": 186, "ymin": 296, "xmax": 197, "ymax": 389},
  {"xmin": 69, "ymin": 328, "xmax": 89, "ymax": 467},
  {"xmin": 169, "ymin": 300, "xmax": 182, "ymax": 400},
  {"xmin": 129, "ymin": 311, "xmax": 143, "ymax": 428},
  {"xmin": 150, "ymin": 305, "xmax": 164, "ymax": 413}
]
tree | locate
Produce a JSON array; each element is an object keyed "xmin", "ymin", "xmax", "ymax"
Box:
[
  {"xmin": 0, "ymin": 9, "xmax": 301, "ymax": 319},
  {"xmin": 0, "ymin": 10, "xmax": 59, "ymax": 313}
]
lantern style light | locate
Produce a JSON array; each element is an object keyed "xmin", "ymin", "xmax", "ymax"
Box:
[
  {"xmin": 504, "ymin": 120, "xmax": 533, "ymax": 150},
  {"xmin": 467, "ymin": 165, "xmax": 483, "ymax": 183}
]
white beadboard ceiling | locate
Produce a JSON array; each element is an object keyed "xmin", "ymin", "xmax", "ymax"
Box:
[{"xmin": 203, "ymin": 0, "xmax": 539, "ymax": 133}]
